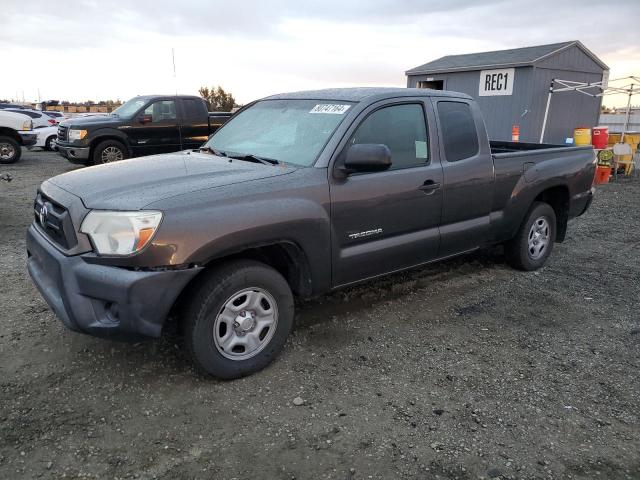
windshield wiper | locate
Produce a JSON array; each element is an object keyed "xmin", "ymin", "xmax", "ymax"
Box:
[
  {"xmin": 199, "ymin": 146, "xmax": 228, "ymax": 157},
  {"xmin": 227, "ymin": 153, "xmax": 280, "ymax": 166}
]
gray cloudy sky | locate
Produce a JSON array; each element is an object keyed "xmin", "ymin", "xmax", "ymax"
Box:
[{"xmin": 2, "ymin": 0, "xmax": 638, "ymax": 106}]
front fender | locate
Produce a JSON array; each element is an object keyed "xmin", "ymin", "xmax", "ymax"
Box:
[{"xmin": 88, "ymin": 128, "xmax": 132, "ymax": 155}]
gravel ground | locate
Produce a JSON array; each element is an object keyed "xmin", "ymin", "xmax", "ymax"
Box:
[{"xmin": 1, "ymin": 150, "xmax": 639, "ymax": 480}]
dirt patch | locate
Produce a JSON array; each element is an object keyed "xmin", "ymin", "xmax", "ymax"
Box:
[{"xmin": 1, "ymin": 150, "xmax": 639, "ymax": 479}]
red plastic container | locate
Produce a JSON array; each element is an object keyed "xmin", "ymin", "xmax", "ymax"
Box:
[
  {"xmin": 594, "ymin": 166, "xmax": 611, "ymax": 185},
  {"xmin": 592, "ymin": 126, "xmax": 609, "ymax": 149}
]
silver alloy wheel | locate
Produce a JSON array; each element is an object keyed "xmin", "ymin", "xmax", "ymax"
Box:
[
  {"xmin": 213, "ymin": 287, "xmax": 279, "ymax": 361},
  {"xmin": 528, "ymin": 216, "xmax": 550, "ymax": 259},
  {"xmin": 0, "ymin": 142, "xmax": 16, "ymax": 161},
  {"xmin": 101, "ymin": 146, "xmax": 124, "ymax": 163}
]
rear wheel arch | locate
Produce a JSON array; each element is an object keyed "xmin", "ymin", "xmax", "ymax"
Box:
[
  {"xmin": 533, "ymin": 185, "xmax": 570, "ymax": 242},
  {"xmin": 505, "ymin": 201, "xmax": 557, "ymax": 270}
]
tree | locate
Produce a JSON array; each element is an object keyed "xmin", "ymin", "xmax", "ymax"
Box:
[{"xmin": 199, "ymin": 86, "xmax": 237, "ymax": 112}]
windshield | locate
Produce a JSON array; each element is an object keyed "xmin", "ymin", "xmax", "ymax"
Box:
[
  {"xmin": 204, "ymin": 99, "xmax": 354, "ymax": 167},
  {"xmin": 112, "ymin": 97, "xmax": 149, "ymax": 118}
]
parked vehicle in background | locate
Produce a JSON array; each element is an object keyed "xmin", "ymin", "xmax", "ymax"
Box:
[
  {"xmin": 4, "ymin": 108, "xmax": 57, "ymax": 128},
  {"xmin": 0, "ymin": 110, "xmax": 36, "ymax": 163},
  {"xmin": 33, "ymin": 126, "xmax": 59, "ymax": 151},
  {"xmin": 0, "ymin": 103, "xmax": 27, "ymax": 110},
  {"xmin": 55, "ymin": 95, "xmax": 231, "ymax": 165},
  {"xmin": 42, "ymin": 111, "xmax": 67, "ymax": 124},
  {"xmin": 27, "ymin": 87, "xmax": 596, "ymax": 378}
]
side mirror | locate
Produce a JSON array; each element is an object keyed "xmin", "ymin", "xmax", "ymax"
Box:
[
  {"xmin": 341, "ymin": 144, "xmax": 392, "ymax": 174},
  {"xmin": 138, "ymin": 114, "xmax": 153, "ymax": 124}
]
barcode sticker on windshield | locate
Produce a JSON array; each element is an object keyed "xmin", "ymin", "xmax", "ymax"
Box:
[{"xmin": 309, "ymin": 104, "xmax": 351, "ymax": 114}]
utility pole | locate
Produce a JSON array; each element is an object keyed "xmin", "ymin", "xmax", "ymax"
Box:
[{"xmin": 172, "ymin": 48, "xmax": 177, "ymax": 95}]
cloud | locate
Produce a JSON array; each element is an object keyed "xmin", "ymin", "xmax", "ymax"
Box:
[{"xmin": 0, "ymin": 0, "xmax": 638, "ymax": 106}]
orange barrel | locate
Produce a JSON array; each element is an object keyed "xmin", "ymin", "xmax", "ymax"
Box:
[
  {"xmin": 592, "ymin": 126, "xmax": 609, "ymax": 149},
  {"xmin": 511, "ymin": 125, "xmax": 520, "ymax": 142},
  {"xmin": 574, "ymin": 128, "xmax": 591, "ymax": 146},
  {"xmin": 594, "ymin": 166, "xmax": 611, "ymax": 185}
]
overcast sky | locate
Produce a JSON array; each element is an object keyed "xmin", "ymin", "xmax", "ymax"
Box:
[{"xmin": 1, "ymin": 0, "xmax": 638, "ymax": 107}]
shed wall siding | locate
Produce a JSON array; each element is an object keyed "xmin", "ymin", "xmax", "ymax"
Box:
[
  {"xmin": 408, "ymin": 67, "xmax": 538, "ymax": 142},
  {"xmin": 407, "ymin": 45, "xmax": 606, "ymax": 144}
]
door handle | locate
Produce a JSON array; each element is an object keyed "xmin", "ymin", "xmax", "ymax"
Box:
[{"xmin": 418, "ymin": 180, "xmax": 441, "ymax": 194}]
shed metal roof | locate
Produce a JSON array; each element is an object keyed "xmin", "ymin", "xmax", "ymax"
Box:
[{"xmin": 406, "ymin": 41, "xmax": 608, "ymax": 75}]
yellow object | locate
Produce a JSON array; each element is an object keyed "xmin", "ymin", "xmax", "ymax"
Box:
[
  {"xmin": 608, "ymin": 133, "xmax": 639, "ymax": 175},
  {"xmin": 574, "ymin": 128, "xmax": 591, "ymax": 146},
  {"xmin": 608, "ymin": 132, "xmax": 640, "ymax": 149},
  {"xmin": 617, "ymin": 155, "xmax": 634, "ymax": 175}
]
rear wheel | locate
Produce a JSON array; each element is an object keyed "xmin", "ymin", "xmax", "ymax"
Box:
[
  {"xmin": 92, "ymin": 140, "xmax": 128, "ymax": 165},
  {"xmin": 182, "ymin": 260, "xmax": 294, "ymax": 379},
  {"xmin": 0, "ymin": 136, "xmax": 21, "ymax": 164},
  {"xmin": 505, "ymin": 202, "xmax": 556, "ymax": 271},
  {"xmin": 45, "ymin": 135, "xmax": 57, "ymax": 151}
]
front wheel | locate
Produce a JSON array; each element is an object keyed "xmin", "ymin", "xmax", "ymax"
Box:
[
  {"xmin": 92, "ymin": 139, "xmax": 128, "ymax": 165},
  {"xmin": 0, "ymin": 136, "xmax": 21, "ymax": 164},
  {"xmin": 505, "ymin": 202, "xmax": 556, "ymax": 271},
  {"xmin": 182, "ymin": 260, "xmax": 295, "ymax": 379}
]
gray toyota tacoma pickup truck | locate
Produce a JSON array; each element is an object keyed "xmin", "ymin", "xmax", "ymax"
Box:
[{"xmin": 27, "ymin": 88, "xmax": 596, "ymax": 378}]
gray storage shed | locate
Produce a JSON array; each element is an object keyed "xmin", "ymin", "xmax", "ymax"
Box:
[{"xmin": 406, "ymin": 41, "xmax": 608, "ymax": 144}]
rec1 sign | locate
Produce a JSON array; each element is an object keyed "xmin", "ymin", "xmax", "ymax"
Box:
[{"xmin": 479, "ymin": 68, "xmax": 514, "ymax": 96}]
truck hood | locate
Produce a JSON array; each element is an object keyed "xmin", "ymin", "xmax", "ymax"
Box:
[
  {"xmin": 47, "ymin": 151, "xmax": 297, "ymax": 210},
  {"xmin": 59, "ymin": 114, "xmax": 121, "ymax": 128}
]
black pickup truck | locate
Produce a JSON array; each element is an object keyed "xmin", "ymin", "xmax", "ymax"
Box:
[
  {"xmin": 55, "ymin": 95, "xmax": 231, "ymax": 165},
  {"xmin": 27, "ymin": 88, "xmax": 596, "ymax": 378}
]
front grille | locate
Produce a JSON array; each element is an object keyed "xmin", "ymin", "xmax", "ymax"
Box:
[
  {"xmin": 57, "ymin": 125, "xmax": 68, "ymax": 142},
  {"xmin": 34, "ymin": 192, "xmax": 77, "ymax": 250}
]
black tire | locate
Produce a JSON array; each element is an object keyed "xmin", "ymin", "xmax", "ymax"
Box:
[
  {"xmin": 0, "ymin": 136, "xmax": 21, "ymax": 164},
  {"xmin": 505, "ymin": 201, "xmax": 556, "ymax": 271},
  {"xmin": 182, "ymin": 260, "xmax": 294, "ymax": 379},
  {"xmin": 45, "ymin": 136, "xmax": 57, "ymax": 151},
  {"xmin": 91, "ymin": 139, "xmax": 128, "ymax": 165}
]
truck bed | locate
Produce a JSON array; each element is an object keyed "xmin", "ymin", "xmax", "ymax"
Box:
[
  {"xmin": 487, "ymin": 140, "xmax": 596, "ymax": 243},
  {"xmin": 490, "ymin": 140, "xmax": 591, "ymax": 155}
]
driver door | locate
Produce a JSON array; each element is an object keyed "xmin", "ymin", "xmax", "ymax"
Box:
[
  {"xmin": 128, "ymin": 99, "xmax": 181, "ymax": 156},
  {"xmin": 329, "ymin": 100, "xmax": 443, "ymax": 287}
]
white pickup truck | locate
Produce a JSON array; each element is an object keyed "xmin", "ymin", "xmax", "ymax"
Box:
[{"xmin": 0, "ymin": 110, "xmax": 37, "ymax": 163}]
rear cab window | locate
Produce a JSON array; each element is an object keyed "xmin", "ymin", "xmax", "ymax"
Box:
[
  {"xmin": 436, "ymin": 101, "xmax": 479, "ymax": 162},
  {"xmin": 181, "ymin": 98, "xmax": 205, "ymax": 123}
]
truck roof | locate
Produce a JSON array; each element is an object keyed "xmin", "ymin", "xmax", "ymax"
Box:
[
  {"xmin": 264, "ymin": 87, "xmax": 471, "ymax": 102},
  {"xmin": 129, "ymin": 94, "xmax": 204, "ymax": 101}
]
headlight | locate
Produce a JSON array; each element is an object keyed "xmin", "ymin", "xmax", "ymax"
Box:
[
  {"xmin": 22, "ymin": 120, "xmax": 33, "ymax": 130},
  {"xmin": 80, "ymin": 210, "xmax": 162, "ymax": 256},
  {"xmin": 69, "ymin": 129, "xmax": 88, "ymax": 141}
]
